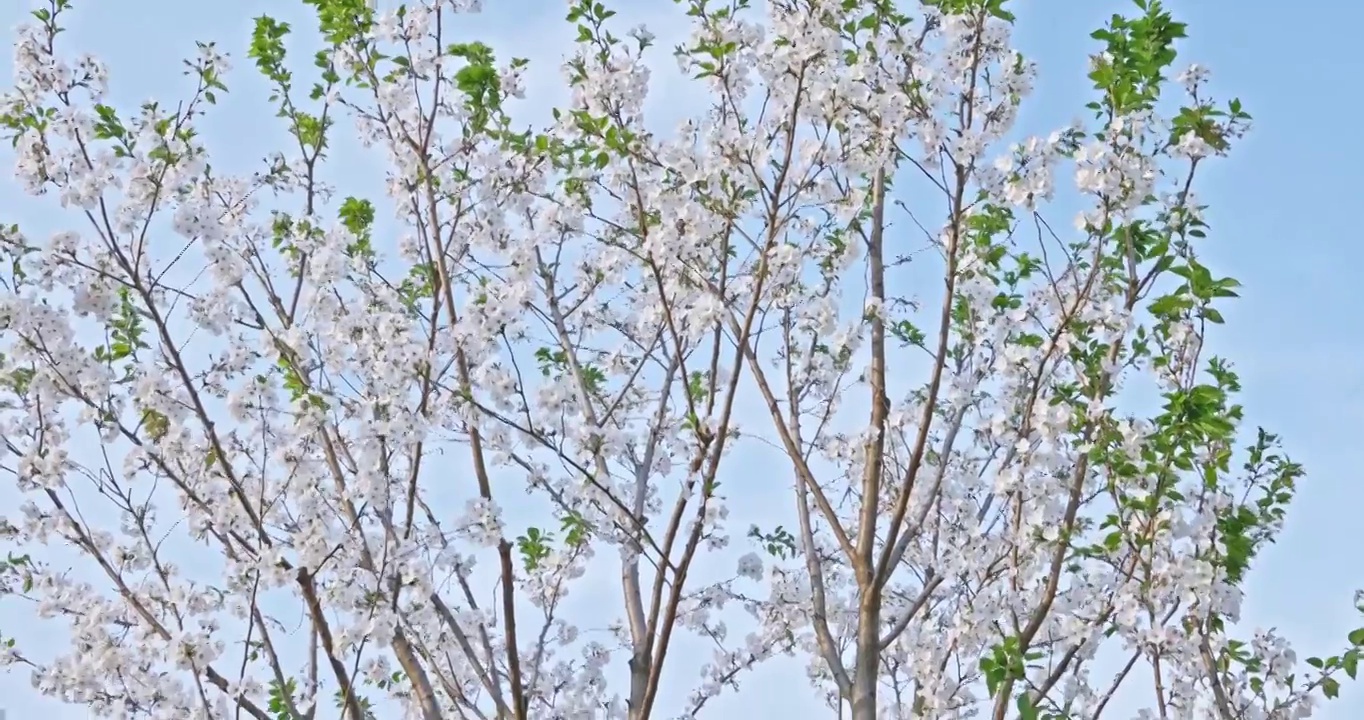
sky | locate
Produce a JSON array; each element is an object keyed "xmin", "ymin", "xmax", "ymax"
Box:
[{"xmin": 1, "ymin": 0, "xmax": 1362, "ymax": 718}]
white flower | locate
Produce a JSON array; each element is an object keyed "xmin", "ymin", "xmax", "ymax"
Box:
[{"xmin": 737, "ymin": 552, "xmax": 764, "ymax": 581}]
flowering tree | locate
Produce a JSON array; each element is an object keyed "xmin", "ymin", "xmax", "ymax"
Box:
[{"xmin": 0, "ymin": 0, "xmax": 1359, "ymax": 718}]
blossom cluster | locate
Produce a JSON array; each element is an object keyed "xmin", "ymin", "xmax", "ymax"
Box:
[{"xmin": 0, "ymin": 0, "xmax": 1353, "ymax": 719}]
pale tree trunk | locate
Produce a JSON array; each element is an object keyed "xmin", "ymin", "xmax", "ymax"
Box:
[
  {"xmin": 848, "ymin": 168, "xmax": 890, "ymax": 720},
  {"xmin": 849, "ymin": 591, "xmax": 883, "ymax": 720}
]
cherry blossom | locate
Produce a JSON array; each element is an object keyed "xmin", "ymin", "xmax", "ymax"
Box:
[{"xmin": 0, "ymin": 0, "xmax": 1360, "ymax": 719}]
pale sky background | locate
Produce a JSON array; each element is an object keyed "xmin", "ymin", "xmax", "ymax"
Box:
[{"xmin": 1, "ymin": 0, "xmax": 1361, "ymax": 718}]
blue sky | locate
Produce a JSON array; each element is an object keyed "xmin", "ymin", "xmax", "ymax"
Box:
[{"xmin": 1, "ymin": 0, "xmax": 1361, "ymax": 718}]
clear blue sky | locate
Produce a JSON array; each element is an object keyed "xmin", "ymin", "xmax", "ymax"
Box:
[{"xmin": 1, "ymin": 0, "xmax": 1361, "ymax": 718}]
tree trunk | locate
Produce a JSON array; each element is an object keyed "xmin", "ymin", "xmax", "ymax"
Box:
[{"xmin": 849, "ymin": 591, "xmax": 881, "ymax": 719}]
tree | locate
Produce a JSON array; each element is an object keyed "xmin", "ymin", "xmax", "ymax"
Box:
[{"xmin": 0, "ymin": 0, "xmax": 1358, "ymax": 718}]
